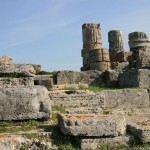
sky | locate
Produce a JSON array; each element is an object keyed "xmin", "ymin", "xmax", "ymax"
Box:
[{"xmin": 0, "ymin": 0, "xmax": 150, "ymax": 71}]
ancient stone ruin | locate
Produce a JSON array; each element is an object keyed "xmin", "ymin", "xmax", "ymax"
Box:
[
  {"xmin": 0, "ymin": 23, "xmax": 149, "ymax": 149},
  {"xmin": 81, "ymin": 23, "xmax": 111, "ymax": 71}
]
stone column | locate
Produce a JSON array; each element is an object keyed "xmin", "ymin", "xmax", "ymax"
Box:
[
  {"xmin": 81, "ymin": 23, "xmax": 102, "ymax": 71},
  {"xmin": 128, "ymin": 32, "xmax": 150, "ymax": 69},
  {"xmin": 128, "ymin": 32, "xmax": 150, "ymax": 51},
  {"xmin": 81, "ymin": 23, "xmax": 111, "ymax": 71},
  {"xmin": 82, "ymin": 23, "xmax": 102, "ymax": 50},
  {"xmin": 108, "ymin": 30, "xmax": 124, "ymax": 53}
]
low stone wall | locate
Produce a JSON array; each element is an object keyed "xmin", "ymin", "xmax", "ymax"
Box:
[{"xmin": 50, "ymin": 89, "xmax": 150, "ymax": 113}]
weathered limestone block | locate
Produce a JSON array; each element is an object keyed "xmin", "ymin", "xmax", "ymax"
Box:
[
  {"xmin": 50, "ymin": 90, "xmax": 104, "ymax": 108},
  {"xmin": 66, "ymin": 107, "xmax": 103, "ymax": 114},
  {"xmin": 109, "ymin": 51, "xmax": 132, "ymax": 70},
  {"xmin": 108, "ymin": 30, "xmax": 124, "ymax": 53},
  {"xmin": 128, "ymin": 32, "xmax": 150, "ymax": 51},
  {"xmin": 0, "ymin": 77, "xmax": 34, "ymax": 87},
  {"xmin": 0, "ymin": 134, "xmax": 56, "ymax": 150},
  {"xmin": 134, "ymin": 47, "xmax": 150, "ymax": 69},
  {"xmin": 116, "ymin": 51, "xmax": 132, "ymax": 62},
  {"xmin": 0, "ymin": 56, "xmax": 13, "ymax": 65},
  {"xmin": 89, "ymin": 48, "xmax": 110, "ymax": 63},
  {"xmin": 82, "ymin": 23, "xmax": 102, "ymax": 49},
  {"xmin": 118, "ymin": 69, "xmax": 150, "ymax": 87},
  {"xmin": 34, "ymin": 75, "xmax": 53, "ymax": 91},
  {"xmin": 102, "ymin": 89, "xmax": 150, "ymax": 111},
  {"xmin": 53, "ymin": 70, "xmax": 90, "ymax": 85},
  {"xmin": 127, "ymin": 115, "xmax": 150, "ymax": 143},
  {"xmin": 0, "ymin": 135, "xmax": 27, "ymax": 150},
  {"xmin": 83, "ymin": 70, "xmax": 103, "ymax": 85},
  {"xmin": 103, "ymin": 70, "xmax": 120, "ymax": 87},
  {"xmin": 0, "ymin": 64, "xmax": 36, "ymax": 77},
  {"xmin": 0, "ymin": 86, "xmax": 51, "ymax": 120},
  {"xmin": 90, "ymin": 62, "xmax": 111, "ymax": 71},
  {"xmin": 81, "ymin": 135, "xmax": 134, "ymax": 150},
  {"xmin": 111, "ymin": 62, "xmax": 129, "ymax": 70},
  {"xmin": 28, "ymin": 64, "xmax": 41, "ymax": 72},
  {"xmin": 58, "ymin": 114, "xmax": 126, "ymax": 137}
]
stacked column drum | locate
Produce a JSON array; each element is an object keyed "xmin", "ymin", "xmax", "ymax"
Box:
[{"xmin": 81, "ymin": 23, "xmax": 111, "ymax": 71}]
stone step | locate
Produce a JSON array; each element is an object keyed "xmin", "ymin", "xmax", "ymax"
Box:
[
  {"xmin": 58, "ymin": 114, "xmax": 126, "ymax": 137},
  {"xmin": 65, "ymin": 107, "xmax": 103, "ymax": 114},
  {"xmin": 127, "ymin": 114, "xmax": 150, "ymax": 143},
  {"xmin": 81, "ymin": 135, "xmax": 134, "ymax": 150}
]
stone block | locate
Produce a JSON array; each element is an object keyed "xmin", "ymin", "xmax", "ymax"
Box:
[
  {"xmin": 83, "ymin": 70, "xmax": 103, "ymax": 85},
  {"xmin": 127, "ymin": 115, "xmax": 150, "ymax": 143},
  {"xmin": 111, "ymin": 62, "xmax": 129, "ymax": 70},
  {"xmin": 66, "ymin": 107, "xmax": 103, "ymax": 114},
  {"xmin": 81, "ymin": 135, "xmax": 134, "ymax": 150},
  {"xmin": 50, "ymin": 90, "xmax": 104, "ymax": 108},
  {"xmin": 54, "ymin": 70, "xmax": 90, "ymax": 85},
  {"xmin": 89, "ymin": 48, "xmax": 110, "ymax": 62},
  {"xmin": 102, "ymin": 89, "xmax": 150, "ymax": 111},
  {"xmin": 116, "ymin": 51, "xmax": 132, "ymax": 62},
  {"xmin": 0, "ymin": 86, "xmax": 51, "ymax": 120},
  {"xmin": 58, "ymin": 114, "xmax": 126, "ymax": 137},
  {"xmin": 0, "ymin": 64, "xmax": 36, "ymax": 77},
  {"xmin": 118, "ymin": 69, "xmax": 150, "ymax": 87},
  {"xmin": 0, "ymin": 77, "xmax": 34, "ymax": 87},
  {"xmin": 90, "ymin": 62, "xmax": 111, "ymax": 71},
  {"xmin": 34, "ymin": 75, "xmax": 53, "ymax": 91},
  {"xmin": 0, "ymin": 56, "xmax": 13, "ymax": 65},
  {"xmin": 29, "ymin": 64, "xmax": 41, "ymax": 72},
  {"xmin": 135, "ymin": 47, "xmax": 150, "ymax": 69},
  {"xmin": 103, "ymin": 70, "xmax": 120, "ymax": 87}
]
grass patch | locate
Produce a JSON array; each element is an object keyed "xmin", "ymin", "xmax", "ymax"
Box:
[
  {"xmin": 36, "ymin": 70, "xmax": 58, "ymax": 75},
  {"xmin": 0, "ymin": 120, "xmax": 39, "ymax": 133},
  {"xmin": 52, "ymin": 105, "xmax": 66, "ymax": 121},
  {"xmin": 127, "ymin": 112, "xmax": 133, "ymax": 116},
  {"xmin": 52, "ymin": 105, "xmax": 66, "ymax": 113},
  {"xmin": 79, "ymin": 85, "xmax": 147, "ymax": 92},
  {"xmin": 63, "ymin": 86, "xmax": 78, "ymax": 90}
]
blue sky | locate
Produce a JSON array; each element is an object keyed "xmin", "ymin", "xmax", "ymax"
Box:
[{"xmin": 0, "ymin": 0, "xmax": 150, "ymax": 71}]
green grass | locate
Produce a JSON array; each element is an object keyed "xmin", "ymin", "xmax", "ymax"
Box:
[
  {"xmin": 0, "ymin": 120, "xmax": 39, "ymax": 133},
  {"xmin": 127, "ymin": 112, "xmax": 133, "ymax": 116},
  {"xmin": 36, "ymin": 70, "xmax": 58, "ymax": 75},
  {"xmin": 63, "ymin": 86, "xmax": 78, "ymax": 90},
  {"xmin": 0, "ymin": 73, "xmax": 26, "ymax": 78},
  {"xmin": 52, "ymin": 105, "xmax": 66, "ymax": 121},
  {"xmin": 52, "ymin": 105, "xmax": 66, "ymax": 113},
  {"xmin": 60, "ymin": 84, "xmax": 147, "ymax": 92}
]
